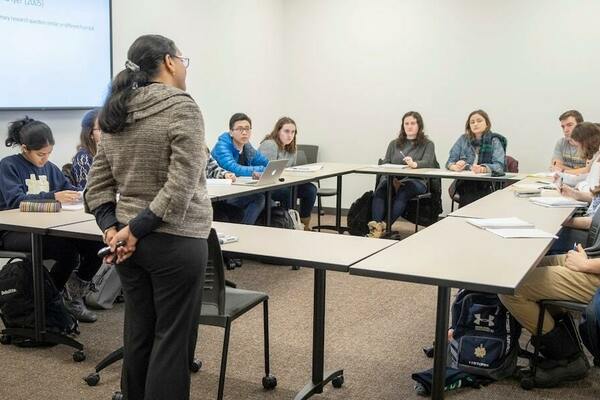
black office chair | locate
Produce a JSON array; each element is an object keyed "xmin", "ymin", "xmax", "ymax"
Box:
[
  {"xmin": 297, "ymin": 144, "xmax": 339, "ymax": 232},
  {"xmin": 87, "ymin": 229, "xmax": 276, "ymax": 400},
  {"xmin": 375, "ymin": 159, "xmax": 432, "ymax": 233}
]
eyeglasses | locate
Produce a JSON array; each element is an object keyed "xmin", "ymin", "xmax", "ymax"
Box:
[
  {"xmin": 233, "ymin": 127, "xmax": 252, "ymax": 133},
  {"xmin": 172, "ymin": 55, "xmax": 190, "ymax": 68}
]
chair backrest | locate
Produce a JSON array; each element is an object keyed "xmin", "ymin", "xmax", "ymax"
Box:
[
  {"xmin": 505, "ymin": 155, "xmax": 519, "ymax": 173},
  {"xmin": 62, "ymin": 163, "xmax": 76, "ymax": 186},
  {"xmin": 296, "ymin": 149, "xmax": 308, "ymax": 166},
  {"xmin": 297, "ymin": 144, "xmax": 318, "ymax": 164},
  {"xmin": 586, "ymin": 210, "xmax": 600, "ymax": 251},
  {"xmin": 203, "ymin": 229, "xmax": 226, "ymax": 315}
]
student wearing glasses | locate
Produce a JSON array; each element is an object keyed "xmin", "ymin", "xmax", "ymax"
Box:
[
  {"xmin": 85, "ymin": 34, "xmax": 210, "ymax": 400},
  {"xmin": 71, "ymin": 108, "xmax": 102, "ymax": 190},
  {"xmin": 368, "ymin": 111, "xmax": 438, "ymax": 235},
  {"xmin": 446, "ymin": 109, "xmax": 506, "ymax": 208},
  {"xmin": 211, "ymin": 113, "xmax": 267, "ymax": 224},
  {"xmin": 259, "ymin": 116, "xmax": 317, "ymax": 230}
]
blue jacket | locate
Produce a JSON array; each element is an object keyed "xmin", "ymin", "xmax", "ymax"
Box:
[
  {"xmin": 211, "ymin": 132, "xmax": 268, "ymax": 177},
  {"xmin": 0, "ymin": 154, "xmax": 76, "ymax": 210},
  {"xmin": 446, "ymin": 133, "xmax": 506, "ymax": 175}
]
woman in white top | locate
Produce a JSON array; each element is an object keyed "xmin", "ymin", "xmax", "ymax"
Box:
[{"xmin": 560, "ymin": 122, "xmax": 600, "ymax": 204}]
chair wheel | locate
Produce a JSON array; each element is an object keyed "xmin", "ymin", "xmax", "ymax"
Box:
[
  {"xmin": 520, "ymin": 375, "xmax": 535, "ymax": 390},
  {"xmin": 0, "ymin": 334, "xmax": 12, "ymax": 345},
  {"xmin": 73, "ymin": 350, "xmax": 86, "ymax": 362},
  {"xmin": 190, "ymin": 359, "xmax": 202, "ymax": 373},
  {"xmin": 262, "ymin": 374, "xmax": 277, "ymax": 389},
  {"xmin": 112, "ymin": 392, "xmax": 124, "ymax": 400},
  {"xmin": 84, "ymin": 372, "xmax": 100, "ymax": 386},
  {"xmin": 332, "ymin": 375, "xmax": 344, "ymax": 388}
]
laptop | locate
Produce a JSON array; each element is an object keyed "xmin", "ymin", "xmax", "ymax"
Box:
[{"xmin": 232, "ymin": 159, "xmax": 289, "ymax": 186}]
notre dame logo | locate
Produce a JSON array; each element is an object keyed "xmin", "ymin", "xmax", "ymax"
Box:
[{"xmin": 474, "ymin": 344, "xmax": 487, "ymax": 359}]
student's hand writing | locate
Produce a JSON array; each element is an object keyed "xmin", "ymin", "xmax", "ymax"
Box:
[
  {"xmin": 471, "ymin": 164, "xmax": 487, "ymax": 174},
  {"xmin": 224, "ymin": 172, "xmax": 236, "ymax": 181},
  {"xmin": 252, "ymin": 171, "xmax": 262, "ymax": 180},
  {"xmin": 110, "ymin": 226, "xmax": 138, "ymax": 264},
  {"xmin": 55, "ymin": 190, "xmax": 81, "ymax": 203},
  {"xmin": 560, "ymin": 184, "xmax": 576, "ymax": 199},
  {"xmin": 565, "ymin": 245, "xmax": 588, "ymax": 272},
  {"xmin": 403, "ymin": 156, "xmax": 417, "ymax": 169},
  {"xmin": 452, "ymin": 160, "xmax": 466, "ymax": 171}
]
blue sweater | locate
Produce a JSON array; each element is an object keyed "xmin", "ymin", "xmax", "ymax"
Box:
[
  {"xmin": 71, "ymin": 147, "xmax": 94, "ymax": 191},
  {"xmin": 0, "ymin": 154, "xmax": 76, "ymax": 210},
  {"xmin": 211, "ymin": 131, "xmax": 268, "ymax": 177}
]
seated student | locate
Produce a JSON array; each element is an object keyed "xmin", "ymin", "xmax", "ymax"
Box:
[
  {"xmin": 0, "ymin": 117, "xmax": 102, "ymax": 323},
  {"xmin": 446, "ymin": 109, "xmax": 506, "ymax": 208},
  {"xmin": 558, "ymin": 122, "xmax": 600, "ymax": 201},
  {"xmin": 259, "ymin": 117, "xmax": 317, "ymax": 230},
  {"xmin": 551, "ymin": 110, "xmax": 587, "ymax": 174},
  {"xmin": 498, "ymin": 249, "xmax": 598, "ymax": 387},
  {"xmin": 368, "ymin": 111, "xmax": 437, "ymax": 234},
  {"xmin": 71, "ymin": 108, "xmax": 102, "ymax": 190},
  {"xmin": 212, "ymin": 113, "xmax": 267, "ymax": 224}
]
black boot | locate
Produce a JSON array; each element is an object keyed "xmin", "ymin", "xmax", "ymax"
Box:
[{"xmin": 530, "ymin": 315, "xmax": 589, "ymax": 388}]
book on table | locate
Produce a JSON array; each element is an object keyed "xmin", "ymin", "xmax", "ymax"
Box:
[
  {"xmin": 285, "ymin": 164, "xmax": 323, "ymax": 172},
  {"xmin": 466, "ymin": 217, "xmax": 556, "ymax": 239},
  {"xmin": 529, "ymin": 197, "xmax": 588, "ymax": 208}
]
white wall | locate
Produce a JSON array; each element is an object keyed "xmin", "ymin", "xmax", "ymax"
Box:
[
  {"xmin": 3, "ymin": 0, "xmax": 600, "ymax": 214},
  {"xmin": 282, "ymin": 0, "xmax": 600, "ymax": 209},
  {"xmin": 0, "ymin": 0, "xmax": 285, "ymax": 166}
]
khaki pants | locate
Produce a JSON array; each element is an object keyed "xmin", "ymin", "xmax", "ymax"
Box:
[{"xmin": 499, "ymin": 255, "xmax": 600, "ymax": 334}]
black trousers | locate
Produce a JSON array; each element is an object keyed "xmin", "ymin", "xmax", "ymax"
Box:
[
  {"xmin": 1, "ymin": 231, "xmax": 103, "ymax": 289},
  {"xmin": 456, "ymin": 180, "xmax": 493, "ymax": 208},
  {"xmin": 116, "ymin": 232, "xmax": 207, "ymax": 400}
]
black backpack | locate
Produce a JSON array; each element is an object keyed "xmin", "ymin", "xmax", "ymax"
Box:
[
  {"xmin": 0, "ymin": 258, "xmax": 78, "ymax": 342},
  {"xmin": 257, "ymin": 206, "xmax": 295, "ymax": 229},
  {"xmin": 347, "ymin": 191, "xmax": 373, "ymax": 236},
  {"xmin": 449, "ymin": 290, "xmax": 521, "ymax": 380},
  {"xmin": 579, "ymin": 288, "xmax": 600, "ymax": 366}
]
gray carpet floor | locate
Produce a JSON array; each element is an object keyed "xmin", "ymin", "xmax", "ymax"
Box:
[{"xmin": 1, "ymin": 216, "xmax": 599, "ymax": 400}]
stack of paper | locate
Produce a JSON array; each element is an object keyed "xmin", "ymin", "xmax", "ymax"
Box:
[
  {"xmin": 466, "ymin": 217, "xmax": 556, "ymax": 239},
  {"xmin": 512, "ymin": 183, "xmax": 543, "ymax": 196},
  {"xmin": 286, "ymin": 164, "xmax": 323, "ymax": 172},
  {"xmin": 529, "ymin": 197, "xmax": 588, "ymax": 208},
  {"xmin": 528, "ymin": 172, "xmax": 555, "ymax": 178},
  {"xmin": 207, "ymin": 178, "xmax": 232, "ymax": 186},
  {"xmin": 379, "ymin": 163, "xmax": 408, "ymax": 169},
  {"xmin": 217, "ymin": 232, "xmax": 238, "ymax": 244}
]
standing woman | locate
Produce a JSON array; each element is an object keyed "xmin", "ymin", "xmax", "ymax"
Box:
[
  {"xmin": 71, "ymin": 108, "xmax": 102, "ymax": 190},
  {"xmin": 446, "ymin": 109, "xmax": 506, "ymax": 207},
  {"xmin": 85, "ymin": 35, "xmax": 211, "ymax": 400},
  {"xmin": 0, "ymin": 117, "xmax": 102, "ymax": 322},
  {"xmin": 259, "ymin": 116, "xmax": 317, "ymax": 230},
  {"xmin": 369, "ymin": 111, "xmax": 438, "ymax": 232}
]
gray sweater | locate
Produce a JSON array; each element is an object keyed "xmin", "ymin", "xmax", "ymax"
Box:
[
  {"xmin": 258, "ymin": 139, "xmax": 297, "ymax": 167},
  {"xmin": 381, "ymin": 138, "xmax": 437, "ymax": 168},
  {"xmin": 85, "ymin": 84, "xmax": 213, "ymax": 239}
]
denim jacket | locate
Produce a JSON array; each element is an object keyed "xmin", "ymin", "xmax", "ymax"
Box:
[{"xmin": 446, "ymin": 133, "xmax": 505, "ymax": 175}]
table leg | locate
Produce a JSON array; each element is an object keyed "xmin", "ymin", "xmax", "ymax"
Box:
[
  {"xmin": 432, "ymin": 286, "xmax": 451, "ymax": 400},
  {"xmin": 335, "ymin": 176, "xmax": 342, "ymax": 233},
  {"xmin": 294, "ymin": 269, "xmax": 343, "ymax": 399},
  {"xmin": 31, "ymin": 233, "xmax": 45, "ymax": 341},
  {"xmin": 386, "ymin": 175, "xmax": 393, "ymax": 234},
  {"xmin": 266, "ymin": 191, "xmax": 272, "ymax": 226}
]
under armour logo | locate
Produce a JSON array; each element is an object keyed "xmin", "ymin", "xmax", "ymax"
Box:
[{"xmin": 474, "ymin": 314, "xmax": 495, "ymax": 327}]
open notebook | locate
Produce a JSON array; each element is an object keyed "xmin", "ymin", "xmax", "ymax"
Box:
[{"xmin": 466, "ymin": 217, "xmax": 556, "ymax": 239}]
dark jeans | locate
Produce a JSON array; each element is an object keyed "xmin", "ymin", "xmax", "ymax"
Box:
[
  {"xmin": 1, "ymin": 231, "xmax": 103, "ymax": 289},
  {"xmin": 455, "ymin": 180, "xmax": 493, "ymax": 208},
  {"xmin": 225, "ymin": 193, "xmax": 265, "ymax": 224},
  {"xmin": 371, "ymin": 178, "xmax": 427, "ymax": 223},
  {"xmin": 116, "ymin": 232, "xmax": 207, "ymax": 400},
  {"xmin": 272, "ymin": 182, "xmax": 318, "ymax": 218},
  {"xmin": 548, "ymin": 227, "xmax": 588, "ymax": 255}
]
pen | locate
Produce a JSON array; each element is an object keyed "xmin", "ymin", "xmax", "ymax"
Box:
[
  {"xmin": 399, "ymin": 150, "xmax": 406, "ymax": 158},
  {"xmin": 573, "ymin": 242, "xmax": 578, "ymax": 251}
]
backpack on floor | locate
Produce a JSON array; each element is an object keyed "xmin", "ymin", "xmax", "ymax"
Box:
[
  {"xmin": 85, "ymin": 262, "xmax": 122, "ymax": 310},
  {"xmin": 347, "ymin": 191, "xmax": 373, "ymax": 236},
  {"xmin": 449, "ymin": 290, "xmax": 521, "ymax": 380},
  {"xmin": 579, "ymin": 287, "xmax": 600, "ymax": 366},
  {"xmin": 0, "ymin": 258, "xmax": 78, "ymax": 340},
  {"xmin": 257, "ymin": 206, "xmax": 296, "ymax": 229}
]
